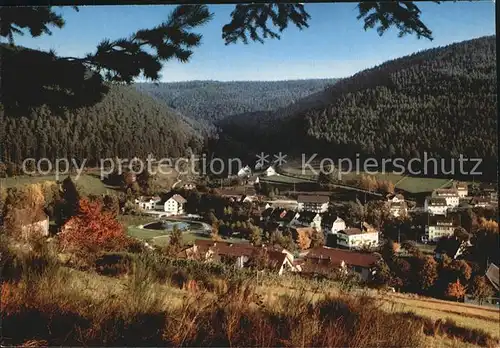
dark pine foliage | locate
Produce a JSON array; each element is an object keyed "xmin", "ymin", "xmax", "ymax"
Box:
[
  {"xmin": 219, "ymin": 36, "xmax": 497, "ymax": 179},
  {"xmin": 135, "ymin": 79, "xmax": 337, "ymax": 128},
  {"xmin": 0, "ymin": 84, "xmax": 202, "ymax": 166}
]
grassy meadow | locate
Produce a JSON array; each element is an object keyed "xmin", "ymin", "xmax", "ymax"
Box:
[
  {"xmin": 0, "ymin": 173, "xmax": 115, "ymax": 196},
  {"xmin": 279, "ymin": 161, "xmax": 466, "ymax": 194},
  {"xmin": 1, "ymin": 238, "xmax": 499, "ymax": 347},
  {"xmin": 0, "ymin": 164, "xmax": 179, "ymax": 196}
]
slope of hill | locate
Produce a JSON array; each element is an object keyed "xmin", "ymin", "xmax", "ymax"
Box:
[
  {"xmin": 134, "ymin": 79, "xmax": 338, "ymax": 127},
  {"xmin": 220, "ymin": 36, "xmax": 497, "ymax": 178},
  {"xmin": 0, "ymin": 85, "xmax": 202, "ymax": 166}
]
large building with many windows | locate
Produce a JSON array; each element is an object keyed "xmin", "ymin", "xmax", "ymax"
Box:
[
  {"xmin": 425, "ymin": 215, "xmax": 459, "ymax": 242},
  {"xmin": 297, "ymin": 195, "xmax": 329, "ymax": 213},
  {"xmin": 432, "ymin": 188, "xmax": 460, "ymax": 207}
]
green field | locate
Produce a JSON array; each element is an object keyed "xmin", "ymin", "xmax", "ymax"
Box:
[
  {"xmin": 0, "ymin": 165, "xmax": 179, "ymax": 196},
  {"xmin": 127, "ymin": 225, "xmax": 248, "ymax": 247},
  {"xmin": 278, "ymin": 163, "xmax": 462, "ymax": 194},
  {"xmin": 260, "ymin": 174, "xmax": 313, "ymax": 185},
  {"xmin": 0, "ymin": 174, "xmax": 117, "ymax": 195},
  {"xmin": 394, "ymin": 177, "xmax": 453, "ymax": 194}
]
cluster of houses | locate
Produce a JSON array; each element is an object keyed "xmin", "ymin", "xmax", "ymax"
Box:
[
  {"xmin": 135, "ymin": 193, "xmax": 187, "ymax": 216},
  {"xmin": 423, "ymin": 182, "xmax": 498, "ymax": 242},
  {"xmin": 261, "ymin": 195, "xmax": 381, "ymax": 250},
  {"xmin": 178, "ymin": 239, "xmax": 380, "ymax": 281}
]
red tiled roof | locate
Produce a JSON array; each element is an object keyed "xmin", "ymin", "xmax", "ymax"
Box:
[
  {"xmin": 216, "ymin": 245, "xmax": 256, "ymax": 257},
  {"xmin": 300, "ymin": 258, "xmax": 340, "ymax": 275},
  {"xmin": 305, "ymin": 247, "xmax": 379, "ymax": 268},
  {"xmin": 267, "ymin": 250, "xmax": 288, "ymax": 269}
]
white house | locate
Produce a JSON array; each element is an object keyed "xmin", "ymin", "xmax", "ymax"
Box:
[
  {"xmin": 265, "ymin": 166, "xmax": 277, "ymax": 176},
  {"xmin": 424, "ymin": 197, "xmax": 448, "ymax": 215},
  {"xmin": 237, "ymin": 165, "xmax": 252, "ymax": 178},
  {"xmin": 293, "ymin": 211, "xmax": 322, "ymax": 230},
  {"xmin": 328, "ymin": 217, "xmax": 346, "ymax": 234},
  {"xmin": 386, "ymin": 194, "xmax": 407, "ymax": 217},
  {"xmin": 297, "ymin": 195, "xmax": 329, "ymax": 213},
  {"xmin": 389, "ymin": 202, "xmax": 408, "ymax": 217},
  {"xmin": 432, "ymin": 188, "xmax": 459, "ymax": 208},
  {"xmin": 387, "ymin": 193, "xmax": 405, "ymax": 203},
  {"xmin": 157, "ymin": 194, "xmax": 187, "ymax": 215},
  {"xmin": 135, "ymin": 196, "xmax": 161, "ymax": 210},
  {"xmin": 455, "ymin": 182, "xmax": 468, "ymax": 198},
  {"xmin": 241, "ymin": 195, "xmax": 257, "ymax": 203},
  {"xmin": 336, "ymin": 228, "xmax": 379, "ymax": 250},
  {"xmin": 425, "ymin": 215, "xmax": 458, "ymax": 242}
]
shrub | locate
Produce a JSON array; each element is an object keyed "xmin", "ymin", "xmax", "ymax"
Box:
[{"xmin": 59, "ymin": 199, "xmax": 131, "ymax": 257}]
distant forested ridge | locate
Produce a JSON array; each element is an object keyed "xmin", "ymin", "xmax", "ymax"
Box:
[
  {"xmin": 1, "ymin": 85, "xmax": 202, "ymax": 166},
  {"xmin": 135, "ymin": 79, "xmax": 337, "ymax": 128},
  {"xmin": 219, "ymin": 36, "xmax": 497, "ymax": 178}
]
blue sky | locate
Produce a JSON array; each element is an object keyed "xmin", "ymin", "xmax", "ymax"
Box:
[{"xmin": 12, "ymin": 2, "xmax": 496, "ymax": 81}]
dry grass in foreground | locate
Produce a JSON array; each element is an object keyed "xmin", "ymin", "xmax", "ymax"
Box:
[{"xmin": 1, "ymin": 241, "xmax": 499, "ymax": 347}]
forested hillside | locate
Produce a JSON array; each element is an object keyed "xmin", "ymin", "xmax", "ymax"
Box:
[
  {"xmin": 135, "ymin": 79, "xmax": 337, "ymax": 127},
  {"xmin": 1, "ymin": 85, "xmax": 202, "ymax": 166},
  {"xmin": 220, "ymin": 36, "xmax": 497, "ymax": 178}
]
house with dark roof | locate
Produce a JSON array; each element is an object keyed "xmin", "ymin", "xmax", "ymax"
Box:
[
  {"xmin": 486, "ymin": 263, "xmax": 499, "ymax": 294},
  {"xmin": 269, "ymin": 207, "xmax": 287, "ymax": 221},
  {"xmin": 269, "ymin": 208, "xmax": 298, "ymax": 227},
  {"xmin": 434, "ymin": 236, "xmax": 469, "ymax": 260},
  {"xmin": 297, "ymin": 195, "xmax": 329, "ymax": 213},
  {"xmin": 280, "ymin": 210, "xmax": 299, "ymax": 225},
  {"xmin": 454, "ymin": 182, "xmax": 469, "ymax": 198},
  {"xmin": 180, "ymin": 240, "xmax": 297, "ymax": 275},
  {"xmin": 424, "ymin": 196, "xmax": 448, "ymax": 215},
  {"xmin": 292, "ymin": 211, "xmax": 322, "ymax": 230},
  {"xmin": 260, "ymin": 207, "xmax": 275, "ymax": 221},
  {"xmin": 425, "ymin": 215, "xmax": 459, "ymax": 242},
  {"xmin": 303, "ymin": 247, "xmax": 380, "ymax": 281},
  {"xmin": 432, "ymin": 188, "xmax": 460, "ymax": 208}
]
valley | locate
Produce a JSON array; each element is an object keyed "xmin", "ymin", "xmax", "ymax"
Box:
[{"xmin": 0, "ymin": 4, "xmax": 497, "ymax": 347}]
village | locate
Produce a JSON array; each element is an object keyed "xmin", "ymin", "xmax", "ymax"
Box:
[{"xmin": 129, "ymin": 163, "xmax": 499, "ymax": 306}]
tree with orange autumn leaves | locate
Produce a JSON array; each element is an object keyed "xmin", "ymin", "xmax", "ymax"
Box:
[
  {"xmin": 446, "ymin": 280, "xmax": 466, "ymax": 302},
  {"xmin": 59, "ymin": 198, "xmax": 130, "ymax": 255}
]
